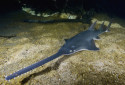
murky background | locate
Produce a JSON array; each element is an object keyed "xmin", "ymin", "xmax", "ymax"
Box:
[{"xmin": 0, "ymin": 0, "xmax": 125, "ymax": 85}]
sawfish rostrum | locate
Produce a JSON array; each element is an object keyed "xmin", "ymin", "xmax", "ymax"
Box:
[{"xmin": 5, "ymin": 21, "xmax": 112, "ymax": 80}]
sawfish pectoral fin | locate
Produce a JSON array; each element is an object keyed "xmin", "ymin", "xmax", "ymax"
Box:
[
  {"xmin": 64, "ymin": 39, "xmax": 69, "ymax": 42},
  {"xmin": 93, "ymin": 36, "xmax": 100, "ymax": 40},
  {"xmin": 87, "ymin": 39, "xmax": 99, "ymax": 51}
]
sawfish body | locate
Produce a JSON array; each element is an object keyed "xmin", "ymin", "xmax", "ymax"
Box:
[{"xmin": 5, "ymin": 21, "xmax": 112, "ymax": 80}]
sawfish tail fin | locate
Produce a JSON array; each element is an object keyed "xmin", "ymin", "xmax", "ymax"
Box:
[
  {"xmin": 5, "ymin": 52, "xmax": 62, "ymax": 80},
  {"xmin": 99, "ymin": 21, "xmax": 112, "ymax": 33}
]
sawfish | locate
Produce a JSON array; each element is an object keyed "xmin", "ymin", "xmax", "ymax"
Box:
[{"xmin": 5, "ymin": 21, "xmax": 112, "ymax": 80}]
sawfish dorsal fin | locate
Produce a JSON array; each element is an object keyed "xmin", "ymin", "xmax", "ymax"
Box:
[
  {"xmin": 99, "ymin": 21, "xmax": 104, "ymax": 30},
  {"xmin": 105, "ymin": 21, "xmax": 112, "ymax": 32},
  {"xmin": 88, "ymin": 21, "xmax": 97, "ymax": 31}
]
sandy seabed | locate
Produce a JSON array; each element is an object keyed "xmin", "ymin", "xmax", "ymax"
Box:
[{"xmin": 0, "ymin": 11, "xmax": 125, "ymax": 85}]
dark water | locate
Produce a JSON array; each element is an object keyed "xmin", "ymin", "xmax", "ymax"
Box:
[{"xmin": 0, "ymin": 9, "xmax": 125, "ymax": 85}]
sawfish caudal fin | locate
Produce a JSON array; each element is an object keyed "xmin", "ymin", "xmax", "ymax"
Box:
[
  {"xmin": 98, "ymin": 21, "xmax": 112, "ymax": 33},
  {"xmin": 5, "ymin": 52, "xmax": 62, "ymax": 80}
]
